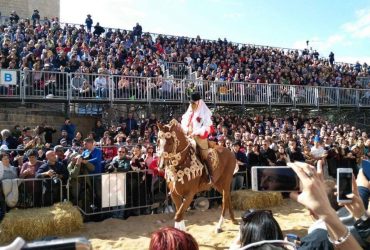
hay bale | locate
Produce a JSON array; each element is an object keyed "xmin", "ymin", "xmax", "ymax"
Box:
[
  {"xmin": 0, "ymin": 202, "xmax": 82, "ymax": 244},
  {"xmin": 231, "ymin": 190, "xmax": 283, "ymax": 210}
]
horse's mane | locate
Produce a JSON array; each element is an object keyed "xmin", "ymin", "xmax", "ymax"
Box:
[
  {"xmin": 166, "ymin": 119, "xmax": 184, "ymax": 134},
  {"xmin": 162, "ymin": 119, "xmax": 196, "ymax": 150}
]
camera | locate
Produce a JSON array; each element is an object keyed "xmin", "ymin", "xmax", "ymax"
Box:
[
  {"xmin": 52, "ymin": 176, "xmax": 59, "ymax": 184},
  {"xmin": 107, "ymin": 161, "xmax": 119, "ymax": 173}
]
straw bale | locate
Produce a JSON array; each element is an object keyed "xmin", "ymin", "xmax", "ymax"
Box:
[
  {"xmin": 231, "ymin": 190, "xmax": 283, "ymax": 210},
  {"xmin": 0, "ymin": 202, "xmax": 82, "ymax": 244}
]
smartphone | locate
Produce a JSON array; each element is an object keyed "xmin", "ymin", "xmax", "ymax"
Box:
[
  {"xmin": 337, "ymin": 168, "xmax": 353, "ymax": 203},
  {"xmin": 251, "ymin": 166, "xmax": 301, "ymax": 192},
  {"xmin": 286, "ymin": 233, "xmax": 300, "ymax": 243}
]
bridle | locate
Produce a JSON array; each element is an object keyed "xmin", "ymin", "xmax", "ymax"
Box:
[{"xmin": 157, "ymin": 129, "xmax": 203, "ymax": 185}]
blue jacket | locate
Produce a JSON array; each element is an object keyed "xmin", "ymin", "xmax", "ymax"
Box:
[
  {"xmin": 82, "ymin": 148, "xmax": 103, "ymax": 174},
  {"xmin": 60, "ymin": 123, "xmax": 76, "ymax": 143}
]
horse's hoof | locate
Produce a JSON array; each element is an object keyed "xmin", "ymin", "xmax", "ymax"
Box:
[{"xmin": 215, "ymin": 228, "xmax": 223, "ymax": 233}]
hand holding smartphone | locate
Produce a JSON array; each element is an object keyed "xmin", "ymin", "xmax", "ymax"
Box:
[{"xmin": 337, "ymin": 168, "xmax": 353, "ymax": 203}]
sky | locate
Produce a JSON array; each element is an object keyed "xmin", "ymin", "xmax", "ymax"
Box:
[{"xmin": 61, "ymin": 0, "xmax": 370, "ymax": 64}]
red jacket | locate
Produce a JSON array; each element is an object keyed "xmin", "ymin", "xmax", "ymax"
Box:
[{"xmin": 149, "ymin": 157, "xmax": 165, "ymax": 177}]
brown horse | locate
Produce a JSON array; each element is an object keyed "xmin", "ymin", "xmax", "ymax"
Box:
[{"xmin": 157, "ymin": 119, "xmax": 237, "ymax": 233}]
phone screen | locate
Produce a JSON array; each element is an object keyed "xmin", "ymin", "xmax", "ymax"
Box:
[
  {"xmin": 252, "ymin": 167, "xmax": 300, "ymax": 192},
  {"xmin": 338, "ymin": 171, "xmax": 352, "ymax": 201}
]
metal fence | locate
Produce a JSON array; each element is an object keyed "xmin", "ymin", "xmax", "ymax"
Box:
[
  {"xmin": 1, "ymin": 177, "xmax": 63, "ymax": 209},
  {"xmin": 0, "ymin": 69, "xmax": 370, "ymax": 108},
  {"xmin": 24, "ymin": 70, "xmax": 70, "ymax": 100},
  {"xmin": 162, "ymin": 62, "xmax": 187, "ymax": 79},
  {"xmin": 357, "ymin": 77, "xmax": 370, "ymax": 88},
  {"xmin": 70, "ymin": 170, "xmax": 248, "ymax": 217}
]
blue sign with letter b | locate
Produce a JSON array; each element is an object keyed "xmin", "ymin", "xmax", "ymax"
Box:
[{"xmin": 4, "ymin": 73, "xmax": 12, "ymax": 82}]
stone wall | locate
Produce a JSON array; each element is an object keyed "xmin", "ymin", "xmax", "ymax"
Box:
[{"xmin": 0, "ymin": 0, "xmax": 60, "ymax": 20}]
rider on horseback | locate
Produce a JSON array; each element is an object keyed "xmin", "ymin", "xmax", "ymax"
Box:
[{"xmin": 181, "ymin": 92, "xmax": 214, "ymax": 184}]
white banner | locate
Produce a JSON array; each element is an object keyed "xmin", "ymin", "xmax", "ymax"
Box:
[
  {"xmin": 0, "ymin": 70, "xmax": 17, "ymax": 85},
  {"xmin": 101, "ymin": 173, "xmax": 126, "ymax": 208}
]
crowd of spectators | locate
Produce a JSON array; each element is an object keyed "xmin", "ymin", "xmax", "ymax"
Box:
[
  {"xmin": 0, "ymin": 111, "xmax": 368, "ymax": 211},
  {"xmin": 1, "ymin": 10, "xmax": 370, "ymax": 92}
]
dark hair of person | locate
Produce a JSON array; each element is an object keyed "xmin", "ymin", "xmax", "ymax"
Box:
[
  {"xmin": 149, "ymin": 226, "xmax": 199, "ymax": 250},
  {"xmin": 0, "ymin": 152, "xmax": 9, "ymax": 161},
  {"xmin": 26, "ymin": 149, "xmax": 38, "ymax": 157},
  {"xmin": 240, "ymin": 210, "xmax": 284, "ymax": 247}
]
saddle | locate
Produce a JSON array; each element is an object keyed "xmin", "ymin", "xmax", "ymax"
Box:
[{"xmin": 194, "ymin": 140, "xmax": 220, "ymax": 173}]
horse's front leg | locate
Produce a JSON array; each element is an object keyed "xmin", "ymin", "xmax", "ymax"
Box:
[
  {"xmin": 170, "ymin": 189, "xmax": 182, "ymax": 214},
  {"xmin": 173, "ymin": 192, "xmax": 195, "ymax": 231},
  {"xmin": 170, "ymin": 189, "xmax": 184, "ymax": 230}
]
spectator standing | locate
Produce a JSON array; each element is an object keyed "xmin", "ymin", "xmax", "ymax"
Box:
[
  {"xmin": 36, "ymin": 151, "xmax": 69, "ymax": 205},
  {"xmin": 20, "ymin": 149, "xmax": 43, "ymax": 178},
  {"xmin": 85, "ymin": 14, "xmax": 93, "ymax": 32},
  {"xmin": 81, "ymin": 138, "xmax": 103, "ymax": 174},
  {"xmin": 93, "ymin": 120, "xmax": 106, "ymax": 141},
  {"xmin": 329, "ymin": 52, "xmax": 335, "ymax": 67},
  {"xmin": 102, "ymin": 136, "xmax": 117, "ymax": 166},
  {"xmin": 0, "ymin": 153, "xmax": 18, "ymax": 180},
  {"xmin": 124, "ymin": 113, "xmax": 138, "ymax": 135},
  {"xmin": 311, "ymin": 136, "xmax": 328, "ymax": 165},
  {"xmin": 260, "ymin": 140, "xmax": 277, "ymax": 166},
  {"xmin": 0, "ymin": 129, "xmax": 19, "ymax": 150},
  {"xmin": 109, "ymin": 146, "xmax": 131, "ymax": 172},
  {"xmin": 133, "ymin": 23, "xmax": 142, "ymax": 40},
  {"xmin": 93, "ymin": 22, "xmax": 105, "ymax": 37},
  {"xmin": 81, "ymin": 138, "xmax": 103, "ymax": 211},
  {"xmin": 31, "ymin": 9, "xmax": 40, "ymax": 26},
  {"xmin": 40, "ymin": 122, "xmax": 56, "ymax": 144},
  {"xmin": 67, "ymin": 153, "xmax": 95, "ymax": 205},
  {"xmin": 9, "ymin": 11, "xmax": 19, "ymax": 24},
  {"xmin": 19, "ymin": 149, "xmax": 43, "ymax": 207},
  {"xmin": 287, "ymin": 140, "xmax": 305, "ymax": 162},
  {"xmin": 231, "ymin": 141, "xmax": 247, "ymax": 190},
  {"xmin": 60, "ymin": 118, "xmax": 76, "ymax": 144},
  {"xmin": 54, "ymin": 145, "xmax": 68, "ymax": 167}
]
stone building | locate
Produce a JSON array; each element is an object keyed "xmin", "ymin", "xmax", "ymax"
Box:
[{"xmin": 0, "ymin": 0, "xmax": 60, "ymax": 20}]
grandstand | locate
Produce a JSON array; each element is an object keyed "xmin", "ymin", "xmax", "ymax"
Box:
[{"xmin": 0, "ymin": 12, "xmax": 369, "ymax": 115}]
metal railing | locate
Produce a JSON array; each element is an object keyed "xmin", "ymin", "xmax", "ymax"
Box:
[
  {"xmin": 357, "ymin": 77, "xmax": 370, "ymax": 88},
  {"xmin": 71, "ymin": 170, "xmax": 248, "ymax": 216},
  {"xmin": 1, "ymin": 69, "xmax": 370, "ymax": 108},
  {"xmin": 162, "ymin": 62, "xmax": 187, "ymax": 79},
  {"xmin": 1, "ymin": 177, "xmax": 64, "ymax": 209}
]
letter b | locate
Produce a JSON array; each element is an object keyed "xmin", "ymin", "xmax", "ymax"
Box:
[{"xmin": 4, "ymin": 73, "xmax": 12, "ymax": 82}]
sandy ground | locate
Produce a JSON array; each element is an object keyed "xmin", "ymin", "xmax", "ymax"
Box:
[{"xmin": 69, "ymin": 199, "xmax": 313, "ymax": 250}]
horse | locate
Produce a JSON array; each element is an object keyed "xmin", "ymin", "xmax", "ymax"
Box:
[{"xmin": 157, "ymin": 119, "xmax": 237, "ymax": 233}]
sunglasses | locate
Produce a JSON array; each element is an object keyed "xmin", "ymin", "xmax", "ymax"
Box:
[
  {"xmin": 242, "ymin": 209, "xmax": 272, "ymax": 223},
  {"xmin": 118, "ymin": 151, "xmax": 125, "ymax": 153}
]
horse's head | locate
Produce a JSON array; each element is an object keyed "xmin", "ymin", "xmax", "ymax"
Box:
[{"xmin": 157, "ymin": 119, "xmax": 187, "ymax": 170}]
